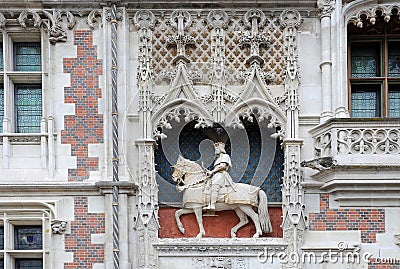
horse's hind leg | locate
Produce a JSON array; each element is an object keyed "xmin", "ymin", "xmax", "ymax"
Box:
[
  {"xmin": 231, "ymin": 208, "xmax": 249, "ymax": 238},
  {"xmin": 175, "ymin": 208, "xmax": 193, "ymax": 234},
  {"xmin": 193, "ymin": 207, "xmax": 206, "ymax": 238},
  {"xmin": 239, "ymin": 205, "xmax": 262, "ymax": 238}
]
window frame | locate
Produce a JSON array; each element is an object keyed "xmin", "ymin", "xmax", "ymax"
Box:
[{"xmin": 347, "ymin": 22, "xmax": 400, "ymax": 118}]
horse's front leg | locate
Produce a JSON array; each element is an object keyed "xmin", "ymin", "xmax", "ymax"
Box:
[
  {"xmin": 193, "ymin": 206, "xmax": 206, "ymax": 238},
  {"xmin": 175, "ymin": 208, "xmax": 193, "ymax": 234}
]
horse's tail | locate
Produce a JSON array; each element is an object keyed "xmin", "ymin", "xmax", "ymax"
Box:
[{"xmin": 258, "ymin": 189, "xmax": 272, "ymax": 233}]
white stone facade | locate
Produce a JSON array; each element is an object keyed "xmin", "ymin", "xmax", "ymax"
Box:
[{"xmin": 0, "ymin": 1, "xmax": 398, "ymax": 269}]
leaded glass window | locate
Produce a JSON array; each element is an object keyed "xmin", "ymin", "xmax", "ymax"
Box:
[
  {"xmin": 14, "ymin": 226, "xmax": 42, "ymax": 250},
  {"xmin": 351, "ymin": 43, "xmax": 380, "ymax": 78},
  {"xmin": 15, "ymin": 86, "xmax": 42, "ymax": 133},
  {"xmin": 351, "ymin": 88, "xmax": 380, "ymax": 118},
  {"xmin": 388, "ymin": 41, "xmax": 400, "ymax": 77},
  {"xmin": 14, "ymin": 42, "xmax": 41, "ymax": 71},
  {"xmin": 15, "ymin": 259, "xmax": 43, "ymax": 269},
  {"xmin": 0, "ymin": 226, "xmax": 3, "ymax": 250},
  {"xmin": 348, "ymin": 17, "xmax": 400, "ymax": 118},
  {"xmin": 389, "ymin": 89, "xmax": 400, "ymax": 118}
]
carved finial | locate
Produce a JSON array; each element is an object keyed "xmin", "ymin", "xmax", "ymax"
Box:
[
  {"xmin": 239, "ymin": 9, "xmax": 269, "ymax": 66},
  {"xmin": 167, "ymin": 10, "xmax": 195, "ymax": 65},
  {"xmin": 134, "ymin": 10, "xmax": 155, "ymax": 29},
  {"xmin": 279, "ymin": 9, "xmax": 302, "ymax": 29},
  {"xmin": 207, "ymin": 10, "xmax": 228, "ymax": 29},
  {"xmin": 51, "ymin": 220, "xmax": 67, "ymax": 234},
  {"xmin": 317, "ymin": 0, "xmax": 335, "ymax": 17}
]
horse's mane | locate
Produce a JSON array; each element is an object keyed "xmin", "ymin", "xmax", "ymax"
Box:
[{"xmin": 181, "ymin": 157, "xmax": 201, "ymax": 170}]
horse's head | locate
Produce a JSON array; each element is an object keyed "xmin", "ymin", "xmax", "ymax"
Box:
[{"xmin": 171, "ymin": 156, "xmax": 186, "ymax": 183}]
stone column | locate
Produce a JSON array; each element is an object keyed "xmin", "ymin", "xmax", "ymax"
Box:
[{"xmin": 318, "ymin": 0, "xmax": 336, "ymax": 122}]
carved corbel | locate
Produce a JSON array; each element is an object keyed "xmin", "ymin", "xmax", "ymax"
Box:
[
  {"xmin": 51, "ymin": 219, "xmax": 67, "ymax": 234},
  {"xmin": 0, "ymin": 12, "xmax": 6, "ymax": 29},
  {"xmin": 43, "ymin": 10, "xmax": 76, "ymax": 44},
  {"xmin": 18, "ymin": 10, "xmax": 42, "ymax": 28}
]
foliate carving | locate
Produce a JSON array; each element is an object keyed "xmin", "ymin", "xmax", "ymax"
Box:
[
  {"xmin": 337, "ymin": 128, "xmax": 400, "ymax": 155},
  {"xmin": 18, "ymin": 10, "xmax": 76, "ymax": 44},
  {"xmin": 87, "ymin": 10, "xmax": 102, "ymax": 29},
  {"xmin": 191, "ymin": 257, "xmax": 248, "ymax": 269},
  {"xmin": 279, "ymin": 9, "xmax": 302, "ymax": 29},
  {"xmin": 317, "ymin": 0, "xmax": 335, "ymax": 17},
  {"xmin": 207, "ymin": 10, "xmax": 228, "ymax": 29},
  {"xmin": 153, "ymin": 106, "xmax": 213, "ymax": 139},
  {"xmin": 238, "ymin": 64, "xmax": 274, "ymax": 83},
  {"xmin": 51, "ymin": 220, "xmax": 67, "ymax": 234},
  {"xmin": 105, "ymin": 7, "xmax": 123, "ymax": 22},
  {"xmin": 230, "ymin": 106, "xmax": 285, "ymax": 139},
  {"xmin": 348, "ymin": 4, "xmax": 400, "ymax": 28},
  {"xmin": 239, "ymin": 9, "xmax": 269, "ymax": 65}
]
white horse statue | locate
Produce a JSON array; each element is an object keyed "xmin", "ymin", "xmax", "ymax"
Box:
[{"xmin": 172, "ymin": 156, "xmax": 272, "ymax": 238}]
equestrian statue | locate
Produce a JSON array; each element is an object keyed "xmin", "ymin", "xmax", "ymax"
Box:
[{"xmin": 172, "ymin": 142, "xmax": 272, "ymax": 238}]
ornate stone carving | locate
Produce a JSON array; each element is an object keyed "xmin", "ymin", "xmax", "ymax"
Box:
[
  {"xmin": 317, "ymin": 0, "xmax": 335, "ymax": 17},
  {"xmin": 18, "ymin": 10, "xmax": 76, "ymax": 43},
  {"xmin": 347, "ymin": 4, "xmax": 400, "ymax": 28},
  {"xmin": 135, "ymin": 10, "xmax": 156, "ymax": 114},
  {"xmin": 167, "ymin": 10, "xmax": 195, "ymax": 64},
  {"xmin": 239, "ymin": 9, "xmax": 269, "ymax": 66},
  {"xmin": 51, "ymin": 220, "xmax": 67, "ymax": 234},
  {"xmin": 87, "ymin": 10, "xmax": 102, "ymax": 29},
  {"xmin": 153, "ymin": 106, "xmax": 213, "ymax": 139},
  {"xmin": 314, "ymin": 130, "xmax": 332, "ymax": 157},
  {"xmin": 208, "ymin": 10, "xmax": 228, "ymax": 122}
]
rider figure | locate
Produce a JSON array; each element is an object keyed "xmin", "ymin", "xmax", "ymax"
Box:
[{"xmin": 204, "ymin": 142, "xmax": 236, "ymax": 210}]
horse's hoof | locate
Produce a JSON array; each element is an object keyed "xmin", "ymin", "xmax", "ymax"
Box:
[
  {"xmin": 179, "ymin": 228, "xmax": 185, "ymax": 234},
  {"xmin": 231, "ymin": 232, "xmax": 237, "ymax": 238},
  {"xmin": 252, "ymin": 233, "xmax": 260, "ymax": 238},
  {"xmin": 196, "ymin": 233, "xmax": 203, "ymax": 239}
]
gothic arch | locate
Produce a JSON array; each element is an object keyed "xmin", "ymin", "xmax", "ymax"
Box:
[
  {"xmin": 151, "ymin": 99, "xmax": 213, "ymax": 139},
  {"xmin": 225, "ymin": 98, "xmax": 286, "ymax": 139}
]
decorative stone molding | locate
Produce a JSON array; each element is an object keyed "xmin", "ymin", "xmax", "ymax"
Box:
[
  {"xmin": 347, "ymin": 4, "xmax": 400, "ymax": 28},
  {"xmin": 51, "ymin": 220, "xmax": 67, "ymax": 234},
  {"xmin": 0, "ymin": 12, "xmax": 6, "ymax": 29},
  {"xmin": 317, "ymin": 0, "xmax": 335, "ymax": 17}
]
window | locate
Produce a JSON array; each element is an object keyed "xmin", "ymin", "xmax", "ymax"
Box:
[
  {"xmin": 15, "ymin": 85, "xmax": 42, "ymax": 133},
  {"xmin": 0, "ymin": 33, "xmax": 43, "ymax": 133},
  {"xmin": 0, "ymin": 218, "xmax": 44, "ymax": 269},
  {"xmin": 348, "ymin": 14, "xmax": 400, "ymax": 118}
]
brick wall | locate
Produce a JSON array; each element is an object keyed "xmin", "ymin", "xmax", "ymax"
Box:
[
  {"xmin": 62, "ymin": 30, "xmax": 103, "ymax": 181},
  {"xmin": 64, "ymin": 197, "xmax": 105, "ymax": 269},
  {"xmin": 308, "ymin": 194, "xmax": 385, "ymax": 243}
]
